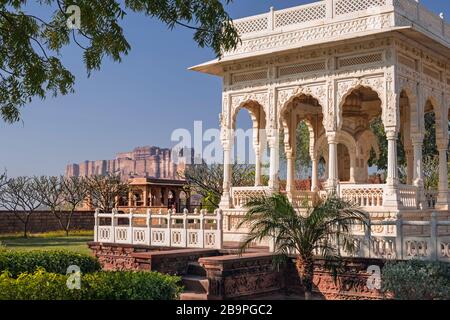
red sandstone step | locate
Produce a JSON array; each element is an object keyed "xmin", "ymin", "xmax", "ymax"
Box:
[
  {"xmin": 180, "ymin": 292, "xmax": 208, "ymax": 300},
  {"xmin": 182, "ymin": 275, "xmax": 209, "ymax": 293},
  {"xmin": 186, "ymin": 262, "xmax": 206, "ymax": 277}
]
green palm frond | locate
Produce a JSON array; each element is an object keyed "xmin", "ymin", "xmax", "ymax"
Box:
[{"xmin": 239, "ymin": 193, "xmax": 368, "ymax": 270}]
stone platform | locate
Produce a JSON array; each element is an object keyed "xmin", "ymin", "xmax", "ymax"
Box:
[{"xmin": 88, "ymin": 242, "xmax": 385, "ymax": 300}]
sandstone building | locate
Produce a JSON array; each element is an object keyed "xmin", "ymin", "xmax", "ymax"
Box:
[{"xmin": 66, "ymin": 146, "xmax": 193, "ymax": 180}]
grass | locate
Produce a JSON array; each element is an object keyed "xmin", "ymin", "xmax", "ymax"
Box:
[{"xmin": 0, "ymin": 230, "xmax": 94, "ymax": 255}]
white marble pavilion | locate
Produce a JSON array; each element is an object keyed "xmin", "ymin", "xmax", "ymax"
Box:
[{"xmin": 191, "ymin": 0, "xmax": 450, "ymax": 243}]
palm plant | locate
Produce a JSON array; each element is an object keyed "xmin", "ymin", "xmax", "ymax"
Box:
[{"xmin": 238, "ymin": 193, "xmax": 368, "ymax": 300}]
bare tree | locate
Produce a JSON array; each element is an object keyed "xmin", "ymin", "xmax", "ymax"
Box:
[
  {"xmin": 86, "ymin": 174, "xmax": 129, "ymax": 212},
  {"xmin": 0, "ymin": 171, "xmax": 7, "ymax": 189},
  {"xmin": 25, "ymin": 176, "xmax": 89, "ymax": 236},
  {"xmin": 181, "ymin": 163, "xmax": 255, "ymax": 210},
  {"xmin": 0, "ymin": 177, "xmax": 43, "ymax": 238},
  {"xmin": 60, "ymin": 176, "xmax": 89, "ymax": 235}
]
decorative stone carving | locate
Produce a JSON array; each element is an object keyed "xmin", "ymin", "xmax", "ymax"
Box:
[
  {"xmin": 230, "ymin": 92, "xmax": 269, "ymax": 125},
  {"xmin": 226, "ymin": 13, "xmax": 393, "ymax": 57}
]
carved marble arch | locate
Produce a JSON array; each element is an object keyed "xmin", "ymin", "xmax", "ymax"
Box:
[
  {"xmin": 231, "ymin": 98, "xmax": 267, "ymax": 146},
  {"xmin": 337, "ymin": 84, "xmax": 384, "ymax": 130},
  {"xmin": 336, "ymin": 77, "xmax": 389, "ymax": 130},
  {"xmin": 278, "ymin": 89, "xmax": 325, "ymax": 154}
]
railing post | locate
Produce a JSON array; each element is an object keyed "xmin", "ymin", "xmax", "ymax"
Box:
[
  {"xmin": 129, "ymin": 210, "xmax": 133, "ymax": 245},
  {"xmin": 167, "ymin": 209, "xmax": 172, "ymax": 247},
  {"xmin": 325, "ymin": 0, "xmax": 334, "ymax": 19},
  {"xmin": 200, "ymin": 209, "xmax": 205, "ymax": 248},
  {"xmin": 268, "ymin": 6, "xmax": 275, "ymax": 30},
  {"xmin": 216, "ymin": 209, "xmax": 223, "ymax": 250},
  {"xmin": 94, "ymin": 209, "xmax": 99, "ymax": 242},
  {"xmin": 183, "ymin": 209, "xmax": 188, "ymax": 248},
  {"xmin": 147, "ymin": 209, "xmax": 152, "ymax": 246},
  {"xmin": 396, "ymin": 214, "xmax": 403, "ymax": 260},
  {"xmin": 111, "ymin": 209, "xmax": 116, "ymax": 243},
  {"xmin": 430, "ymin": 212, "xmax": 438, "ymax": 261}
]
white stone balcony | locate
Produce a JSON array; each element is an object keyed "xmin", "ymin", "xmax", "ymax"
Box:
[{"xmin": 224, "ymin": 0, "xmax": 449, "ymax": 59}]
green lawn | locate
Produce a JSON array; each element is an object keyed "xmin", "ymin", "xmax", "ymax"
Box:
[{"xmin": 0, "ymin": 230, "xmax": 94, "ymax": 255}]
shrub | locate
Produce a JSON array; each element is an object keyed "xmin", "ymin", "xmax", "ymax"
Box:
[
  {"xmin": 0, "ymin": 269, "xmax": 182, "ymax": 300},
  {"xmin": 382, "ymin": 260, "xmax": 450, "ymax": 300},
  {"xmin": 81, "ymin": 271, "xmax": 182, "ymax": 300},
  {"xmin": 0, "ymin": 250, "xmax": 101, "ymax": 277}
]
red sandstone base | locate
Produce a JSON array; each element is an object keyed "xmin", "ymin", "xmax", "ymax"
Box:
[{"xmin": 88, "ymin": 242, "xmax": 385, "ymax": 300}]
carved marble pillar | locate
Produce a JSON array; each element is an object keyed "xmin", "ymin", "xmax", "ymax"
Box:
[
  {"xmin": 268, "ymin": 135, "xmax": 280, "ymax": 192},
  {"xmin": 286, "ymin": 150, "xmax": 295, "ymax": 197},
  {"xmin": 412, "ymin": 134, "xmax": 425, "ymax": 207},
  {"xmin": 220, "ymin": 141, "xmax": 233, "ymax": 209},
  {"xmin": 383, "ymin": 129, "xmax": 401, "ymax": 208},
  {"xmin": 436, "ymin": 140, "xmax": 449, "ymax": 210},
  {"xmin": 253, "ymin": 143, "xmax": 262, "ymax": 186},
  {"xmin": 326, "ymin": 132, "xmax": 338, "ymax": 193}
]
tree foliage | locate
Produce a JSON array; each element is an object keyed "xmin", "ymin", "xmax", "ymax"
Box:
[
  {"xmin": 0, "ymin": 0, "xmax": 239, "ymax": 123},
  {"xmin": 279, "ymin": 121, "xmax": 312, "ymax": 178}
]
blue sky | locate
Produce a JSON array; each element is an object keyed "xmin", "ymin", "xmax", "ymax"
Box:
[{"xmin": 0, "ymin": 0, "xmax": 447, "ymax": 177}]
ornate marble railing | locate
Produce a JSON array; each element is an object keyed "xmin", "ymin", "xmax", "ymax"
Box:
[
  {"xmin": 317, "ymin": 214, "xmax": 450, "ymax": 262},
  {"xmin": 231, "ymin": 0, "xmax": 449, "ymax": 45},
  {"xmin": 230, "ymin": 186, "xmax": 271, "ymax": 208},
  {"xmin": 94, "ymin": 209, "xmax": 223, "ymax": 249},
  {"xmin": 339, "ymin": 184, "xmax": 384, "ymax": 208},
  {"xmin": 291, "ymin": 190, "xmax": 319, "ymax": 207},
  {"xmin": 398, "ymin": 184, "xmax": 418, "ymax": 208}
]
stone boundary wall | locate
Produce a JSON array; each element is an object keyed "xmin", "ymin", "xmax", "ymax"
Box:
[{"xmin": 0, "ymin": 210, "xmax": 95, "ymax": 234}]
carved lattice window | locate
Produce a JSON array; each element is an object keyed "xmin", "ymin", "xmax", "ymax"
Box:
[
  {"xmin": 231, "ymin": 70, "xmax": 267, "ymax": 84},
  {"xmin": 337, "ymin": 53, "xmax": 383, "ymax": 68},
  {"xmin": 335, "ymin": 0, "xmax": 387, "ymax": 16},
  {"xmin": 234, "ymin": 16, "xmax": 268, "ymax": 35},
  {"xmin": 278, "ymin": 61, "xmax": 326, "ymax": 77},
  {"xmin": 274, "ymin": 3, "xmax": 326, "ymax": 28}
]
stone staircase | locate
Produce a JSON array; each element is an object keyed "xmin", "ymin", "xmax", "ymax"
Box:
[{"xmin": 180, "ymin": 262, "xmax": 209, "ymax": 300}]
